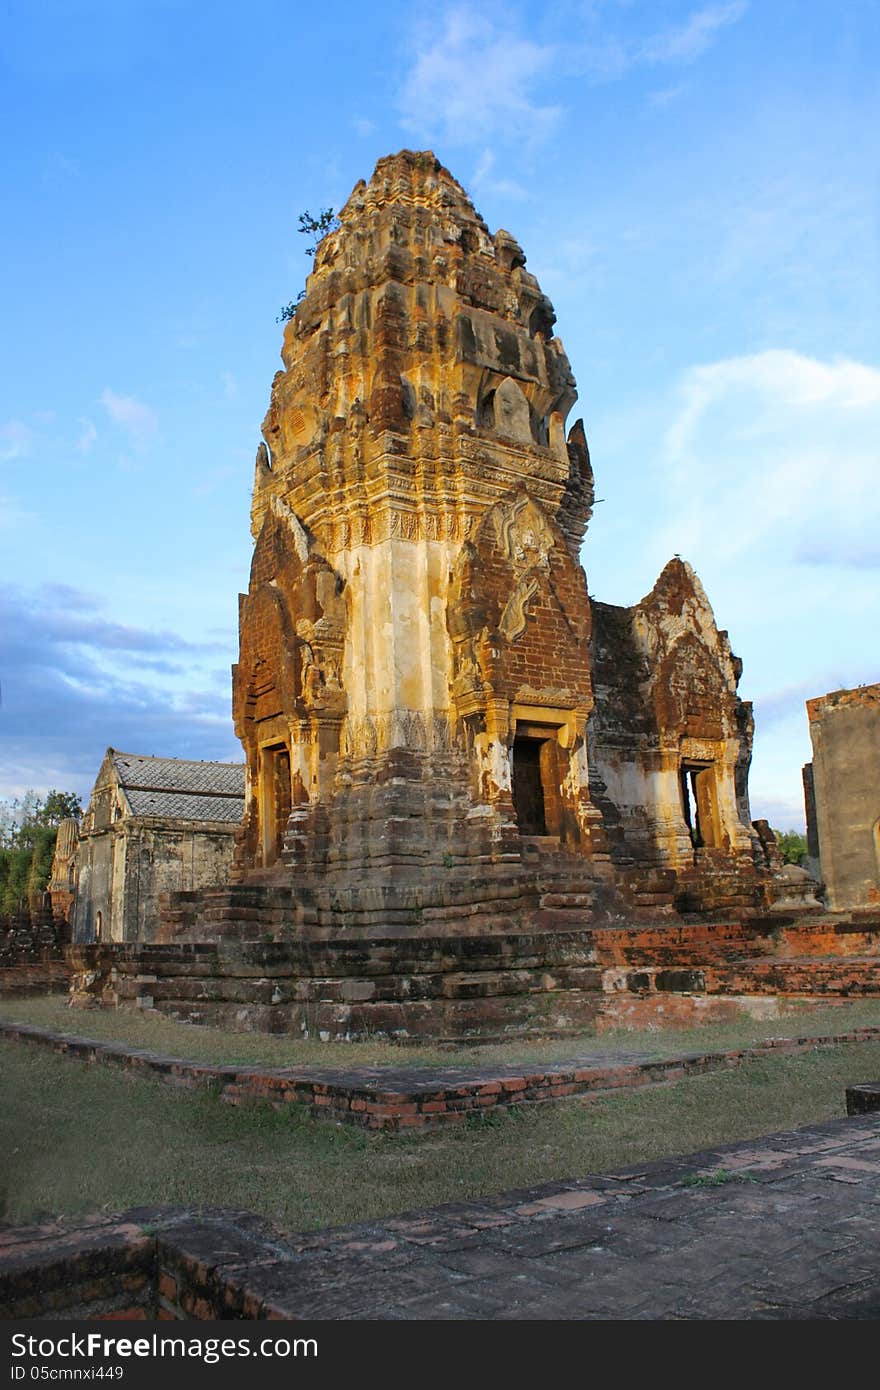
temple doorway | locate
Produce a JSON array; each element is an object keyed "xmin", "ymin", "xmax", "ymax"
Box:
[
  {"xmin": 260, "ymin": 744, "xmax": 291, "ymax": 866},
  {"xmin": 512, "ymin": 732, "xmax": 564, "ymax": 837},
  {"xmin": 680, "ymin": 761, "xmax": 720, "ymax": 850},
  {"xmin": 512, "ymin": 737, "xmax": 546, "ymax": 834}
]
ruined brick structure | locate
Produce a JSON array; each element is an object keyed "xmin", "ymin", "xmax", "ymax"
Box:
[
  {"xmin": 210, "ymin": 149, "xmax": 769, "ymax": 938},
  {"xmin": 804, "ymin": 684, "xmax": 880, "ymax": 911}
]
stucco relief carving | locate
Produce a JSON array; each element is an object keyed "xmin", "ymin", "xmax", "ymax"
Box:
[
  {"xmin": 493, "ymin": 493, "xmax": 554, "ymax": 572},
  {"xmin": 499, "ymin": 575, "xmax": 540, "ymax": 642},
  {"xmin": 494, "ymin": 377, "xmax": 532, "ymax": 443},
  {"xmin": 342, "ymin": 711, "xmax": 455, "ymax": 757}
]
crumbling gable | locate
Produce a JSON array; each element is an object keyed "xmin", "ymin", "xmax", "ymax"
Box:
[{"xmin": 589, "ymin": 558, "xmax": 756, "ymax": 872}]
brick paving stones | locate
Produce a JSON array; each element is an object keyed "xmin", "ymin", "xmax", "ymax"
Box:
[{"xmin": 3, "ymin": 1112, "xmax": 880, "ymax": 1319}]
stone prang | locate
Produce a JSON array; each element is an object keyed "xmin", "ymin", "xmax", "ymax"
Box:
[{"xmin": 216, "ymin": 150, "xmax": 768, "ymax": 936}]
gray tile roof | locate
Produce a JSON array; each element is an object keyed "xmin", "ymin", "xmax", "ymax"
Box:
[{"xmin": 110, "ymin": 751, "xmax": 245, "ymax": 824}]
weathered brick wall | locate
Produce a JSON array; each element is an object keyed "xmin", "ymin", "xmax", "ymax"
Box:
[
  {"xmin": 0, "ymin": 909, "xmax": 71, "ymax": 995},
  {"xmin": 65, "ymin": 915, "xmax": 880, "ymax": 1043}
]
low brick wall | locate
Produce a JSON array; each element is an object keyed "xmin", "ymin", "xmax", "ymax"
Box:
[
  {"xmin": 0, "ymin": 1219, "xmax": 155, "ymax": 1319},
  {"xmin": 4, "ymin": 1018, "xmax": 880, "ymax": 1133},
  {"xmin": 0, "ymin": 1212, "xmax": 283, "ymax": 1321},
  {"xmin": 1, "ymin": 914, "xmax": 72, "ymax": 997},
  {"xmin": 0, "ymin": 957, "xmax": 72, "ymax": 998}
]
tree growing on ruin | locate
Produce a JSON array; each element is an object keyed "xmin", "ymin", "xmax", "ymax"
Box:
[{"xmin": 277, "ymin": 208, "xmax": 341, "ymax": 322}]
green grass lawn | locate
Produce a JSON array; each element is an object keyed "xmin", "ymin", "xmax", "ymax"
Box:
[
  {"xmin": 2, "ymin": 994, "xmax": 879, "ymax": 1070},
  {"xmin": 2, "ymin": 1032, "xmax": 879, "ymax": 1234}
]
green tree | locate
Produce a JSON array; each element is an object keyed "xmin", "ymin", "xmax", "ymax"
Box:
[
  {"xmin": 37, "ymin": 789, "xmax": 82, "ymax": 826},
  {"xmin": 773, "ymin": 828, "xmax": 808, "ymax": 866},
  {"xmin": 0, "ymin": 846, "xmax": 31, "ymax": 915}
]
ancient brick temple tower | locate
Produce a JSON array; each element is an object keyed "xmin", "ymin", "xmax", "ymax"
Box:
[{"xmin": 215, "ymin": 150, "xmax": 765, "ymax": 937}]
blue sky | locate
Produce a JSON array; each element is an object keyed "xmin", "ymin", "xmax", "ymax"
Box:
[{"xmin": 1, "ymin": 0, "xmax": 878, "ymax": 828}]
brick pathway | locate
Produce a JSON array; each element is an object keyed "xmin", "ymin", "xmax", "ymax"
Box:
[{"xmin": 3, "ymin": 1112, "xmax": 880, "ymax": 1319}]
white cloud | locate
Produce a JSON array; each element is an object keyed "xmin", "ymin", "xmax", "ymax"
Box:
[
  {"xmin": 398, "ymin": 2, "xmax": 748, "ymax": 152},
  {"xmin": 353, "ymin": 116, "xmax": 376, "ymax": 137},
  {"xmin": 398, "ymin": 7, "xmax": 560, "ymax": 149},
  {"xmin": 99, "ymin": 389, "xmax": 158, "ymax": 449},
  {"xmin": 658, "ymin": 350, "xmax": 880, "ymax": 569}
]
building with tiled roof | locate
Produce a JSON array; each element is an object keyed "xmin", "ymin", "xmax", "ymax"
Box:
[{"xmin": 70, "ymin": 749, "xmax": 245, "ymax": 942}]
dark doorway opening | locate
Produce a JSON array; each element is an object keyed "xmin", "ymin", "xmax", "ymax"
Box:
[
  {"xmin": 680, "ymin": 761, "xmax": 719, "ymax": 850},
  {"xmin": 261, "ymin": 744, "xmax": 291, "ymax": 867},
  {"xmin": 512, "ymin": 737, "xmax": 548, "ymax": 835}
]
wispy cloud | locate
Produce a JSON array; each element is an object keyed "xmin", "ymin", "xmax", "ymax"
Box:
[
  {"xmin": 398, "ymin": 3, "xmax": 748, "ymax": 153},
  {"xmin": 657, "ymin": 350, "xmax": 880, "ymax": 569},
  {"xmin": 578, "ymin": 1, "xmax": 748, "ymax": 81},
  {"xmin": 642, "ymin": 2, "xmax": 748, "ymax": 65},
  {"xmin": 795, "ymin": 533, "xmax": 880, "ymax": 570},
  {"xmin": 41, "ymin": 152, "xmax": 80, "ymax": 183},
  {"xmin": 99, "ymin": 389, "xmax": 158, "ymax": 449},
  {"xmin": 191, "ymin": 465, "xmax": 236, "ymax": 499},
  {"xmin": 76, "ymin": 417, "xmax": 97, "ymax": 452},
  {"xmin": 0, "ymin": 495, "xmax": 33, "ymax": 529},
  {"xmin": 398, "ymin": 7, "xmax": 560, "ymax": 148},
  {"xmin": 648, "ymin": 83, "xmax": 686, "ymax": 108},
  {"xmin": 0, "ymin": 421, "xmax": 34, "ymax": 461},
  {"xmin": 470, "ymin": 148, "xmax": 529, "ymax": 200}
]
